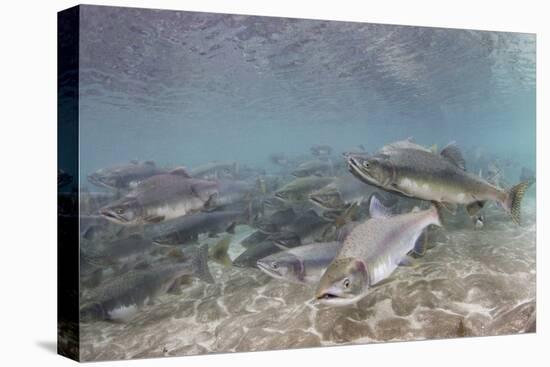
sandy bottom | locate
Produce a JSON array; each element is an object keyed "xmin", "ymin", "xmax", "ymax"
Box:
[{"xmin": 79, "ymin": 198, "xmax": 536, "ymax": 361}]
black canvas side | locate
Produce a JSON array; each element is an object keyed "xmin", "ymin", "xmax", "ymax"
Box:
[{"xmin": 57, "ymin": 5, "xmax": 80, "ymax": 362}]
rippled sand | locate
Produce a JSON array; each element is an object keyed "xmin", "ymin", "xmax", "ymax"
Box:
[{"xmin": 79, "ymin": 197, "xmax": 536, "ymax": 361}]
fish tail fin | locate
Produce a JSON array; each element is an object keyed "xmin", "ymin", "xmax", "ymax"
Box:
[
  {"xmin": 432, "ymin": 202, "xmax": 445, "ymax": 227},
  {"xmin": 194, "ymin": 244, "xmax": 215, "ymax": 283},
  {"xmin": 505, "ymin": 181, "xmax": 530, "ymax": 225},
  {"xmin": 208, "ymin": 236, "xmax": 233, "ymax": 267}
]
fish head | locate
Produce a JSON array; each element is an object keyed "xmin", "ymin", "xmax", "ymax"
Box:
[
  {"xmin": 152, "ymin": 234, "xmax": 180, "ymax": 246},
  {"xmin": 99, "ymin": 198, "xmax": 142, "ymax": 225},
  {"xmin": 315, "ymin": 257, "xmax": 369, "ymax": 306},
  {"xmin": 191, "ymin": 180, "xmax": 220, "ymax": 203},
  {"xmin": 347, "ymin": 153, "xmax": 394, "ymax": 188},
  {"xmin": 290, "ymin": 168, "xmax": 308, "ymax": 177},
  {"xmin": 274, "ymin": 189, "xmax": 294, "ymax": 201},
  {"xmin": 309, "ymin": 187, "xmax": 344, "ymax": 209},
  {"xmin": 257, "ymin": 253, "xmax": 302, "ymax": 281},
  {"xmin": 88, "ymin": 169, "xmax": 121, "ymax": 189}
]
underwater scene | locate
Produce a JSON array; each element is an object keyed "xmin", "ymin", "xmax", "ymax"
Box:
[{"xmin": 67, "ymin": 5, "xmax": 536, "ymax": 361}]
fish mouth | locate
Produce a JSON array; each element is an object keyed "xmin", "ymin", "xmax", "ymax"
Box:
[
  {"xmin": 274, "ymin": 192, "xmax": 288, "ymax": 200},
  {"xmin": 309, "ymin": 193, "xmax": 339, "ymax": 209},
  {"xmin": 315, "ymin": 291, "xmax": 360, "ymax": 307},
  {"xmin": 152, "ymin": 238, "xmax": 177, "ymax": 247},
  {"xmin": 99, "ymin": 208, "xmax": 129, "ymax": 224},
  {"xmin": 321, "ymin": 209, "xmax": 342, "ymax": 221},
  {"xmin": 256, "ymin": 260, "xmax": 280, "ymax": 276},
  {"xmin": 346, "ymin": 156, "xmax": 378, "ymax": 186},
  {"xmin": 308, "ymin": 195, "xmax": 327, "ymax": 207},
  {"xmin": 88, "ymin": 175, "xmax": 114, "ymax": 189},
  {"xmin": 316, "ymin": 292, "xmax": 339, "ymax": 301}
]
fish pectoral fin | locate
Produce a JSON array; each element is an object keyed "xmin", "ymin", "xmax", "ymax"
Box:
[
  {"xmin": 166, "ymin": 277, "xmax": 184, "ymax": 295},
  {"xmin": 466, "ymin": 201, "xmax": 486, "ymax": 217},
  {"xmin": 440, "ymin": 202, "xmax": 457, "ymax": 215},
  {"xmin": 398, "ymin": 255, "xmax": 418, "ymax": 267},
  {"xmin": 144, "ymin": 215, "xmax": 165, "ymax": 223},
  {"xmin": 412, "ymin": 229, "xmax": 429, "ymax": 257},
  {"xmin": 440, "ymin": 142, "xmax": 466, "ymax": 170}
]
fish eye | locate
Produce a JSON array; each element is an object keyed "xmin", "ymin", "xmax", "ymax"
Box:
[
  {"xmin": 362, "ymin": 161, "xmax": 370, "ymax": 169},
  {"xmin": 343, "ymin": 278, "xmax": 350, "ymax": 288},
  {"xmin": 115, "ymin": 208, "xmax": 125, "ymax": 214},
  {"xmin": 271, "ymin": 262, "xmax": 278, "ymax": 270}
]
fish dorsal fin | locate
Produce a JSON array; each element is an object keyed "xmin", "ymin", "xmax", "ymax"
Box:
[
  {"xmin": 130, "ymin": 160, "xmax": 139, "ymax": 164},
  {"xmin": 368, "ymin": 194, "xmax": 393, "ymax": 219},
  {"xmin": 143, "ymin": 160, "xmax": 156, "ymax": 167},
  {"xmin": 169, "ymin": 166, "xmax": 192, "ymax": 178},
  {"xmin": 380, "ymin": 138, "xmax": 430, "ymax": 154},
  {"xmin": 440, "ymin": 142, "xmax": 466, "ymax": 171}
]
